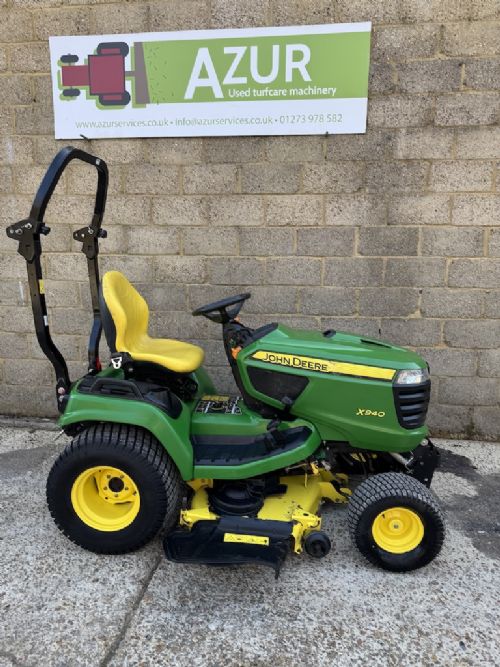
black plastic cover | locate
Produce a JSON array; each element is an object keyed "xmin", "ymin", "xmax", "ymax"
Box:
[
  {"xmin": 164, "ymin": 516, "xmax": 293, "ymax": 576},
  {"xmin": 247, "ymin": 366, "xmax": 308, "ymax": 403},
  {"xmin": 192, "ymin": 425, "xmax": 311, "ymax": 466},
  {"xmin": 77, "ymin": 375, "xmax": 182, "ymax": 418}
]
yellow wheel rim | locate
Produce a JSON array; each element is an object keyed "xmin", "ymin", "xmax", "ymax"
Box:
[
  {"xmin": 71, "ymin": 466, "xmax": 140, "ymax": 532},
  {"xmin": 372, "ymin": 507, "xmax": 424, "ymax": 554}
]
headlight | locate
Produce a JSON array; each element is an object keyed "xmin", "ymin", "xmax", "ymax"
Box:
[{"xmin": 394, "ymin": 368, "xmax": 430, "ymax": 386}]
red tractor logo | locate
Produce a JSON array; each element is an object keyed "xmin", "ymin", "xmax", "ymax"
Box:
[{"xmin": 60, "ymin": 42, "xmax": 131, "ymax": 107}]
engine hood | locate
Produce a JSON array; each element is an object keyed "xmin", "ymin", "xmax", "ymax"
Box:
[{"xmin": 244, "ymin": 324, "xmax": 427, "ymax": 375}]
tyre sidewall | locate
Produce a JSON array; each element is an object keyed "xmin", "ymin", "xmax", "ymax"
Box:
[
  {"xmin": 47, "ymin": 442, "xmax": 168, "ymax": 553},
  {"xmin": 355, "ymin": 495, "xmax": 443, "ymax": 572}
]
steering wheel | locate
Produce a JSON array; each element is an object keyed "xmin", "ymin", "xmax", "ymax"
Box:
[{"xmin": 192, "ymin": 293, "xmax": 251, "ymax": 324}]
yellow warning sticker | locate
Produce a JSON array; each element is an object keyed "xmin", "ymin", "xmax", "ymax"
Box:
[
  {"xmin": 223, "ymin": 533, "xmax": 269, "ymax": 546},
  {"xmin": 38, "ymin": 279, "xmax": 45, "ymax": 294},
  {"xmin": 251, "ymin": 351, "xmax": 396, "ymax": 381}
]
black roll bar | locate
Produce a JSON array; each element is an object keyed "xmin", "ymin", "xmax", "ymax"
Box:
[{"xmin": 6, "ymin": 146, "xmax": 108, "ymax": 411}]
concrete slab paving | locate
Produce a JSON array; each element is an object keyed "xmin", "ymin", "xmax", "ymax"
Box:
[
  {"xmin": 0, "ymin": 424, "xmax": 58, "ymax": 455},
  {"xmin": 0, "ymin": 423, "xmax": 499, "ymax": 667},
  {"xmin": 0, "ymin": 427, "xmax": 162, "ymax": 667}
]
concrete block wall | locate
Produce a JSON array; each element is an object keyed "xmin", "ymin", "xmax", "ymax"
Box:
[{"xmin": 0, "ymin": 0, "xmax": 499, "ymax": 438}]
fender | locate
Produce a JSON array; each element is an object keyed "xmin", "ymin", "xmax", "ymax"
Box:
[{"xmin": 59, "ymin": 390, "xmax": 194, "ymax": 480}]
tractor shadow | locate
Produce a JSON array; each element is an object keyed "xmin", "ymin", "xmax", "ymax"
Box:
[{"xmin": 437, "ymin": 447, "xmax": 500, "ymax": 561}]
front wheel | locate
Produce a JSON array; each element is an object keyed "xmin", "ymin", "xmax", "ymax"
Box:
[
  {"xmin": 347, "ymin": 472, "xmax": 445, "ymax": 572},
  {"xmin": 47, "ymin": 424, "xmax": 182, "ymax": 554}
]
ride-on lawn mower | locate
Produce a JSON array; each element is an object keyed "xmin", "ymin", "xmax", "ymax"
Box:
[{"xmin": 7, "ymin": 147, "xmax": 445, "ymax": 575}]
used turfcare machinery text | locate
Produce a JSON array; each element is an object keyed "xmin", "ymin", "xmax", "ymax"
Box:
[{"xmin": 7, "ymin": 148, "xmax": 445, "ymax": 575}]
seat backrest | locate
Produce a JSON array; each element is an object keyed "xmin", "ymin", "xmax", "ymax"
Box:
[{"xmin": 100, "ymin": 271, "xmax": 149, "ymax": 353}]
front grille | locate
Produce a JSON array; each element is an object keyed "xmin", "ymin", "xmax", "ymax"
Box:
[{"xmin": 393, "ymin": 381, "xmax": 431, "ymax": 429}]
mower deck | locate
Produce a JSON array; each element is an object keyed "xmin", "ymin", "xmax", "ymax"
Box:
[{"xmin": 164, "ymin": 471, "xmax": 351, "ymax": 575}]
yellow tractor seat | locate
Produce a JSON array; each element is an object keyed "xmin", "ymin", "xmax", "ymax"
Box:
[{"xmin": 100, "ymin": 271, "xmax": 204, "ymax": 374}]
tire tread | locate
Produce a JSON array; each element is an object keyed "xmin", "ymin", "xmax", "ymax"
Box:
[
  {"xmin": 347, "ymin": 472, "xmax": 445, "ymax": 571},
  {"xmin": 47, "ymin": 423, "xmax": 182, "ymax": 554}
]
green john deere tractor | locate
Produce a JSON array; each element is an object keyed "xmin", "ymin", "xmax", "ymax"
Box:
[{"xmin": 7, "ymin": 147, "xmax": 445, "ymax": 575}]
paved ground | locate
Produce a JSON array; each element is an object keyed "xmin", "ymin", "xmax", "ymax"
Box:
[{"xmin": 0, "ymin": 419, "xmax": 499, "ymax": 667}]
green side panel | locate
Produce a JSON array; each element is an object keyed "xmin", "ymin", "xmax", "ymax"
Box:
[
  {"xmin": 191, "ymin": 366, "xmax": 217, "ymax": 397},
  {"xmin": 193, "ymin": 418, "xmax": 321, "ymax": 480},
  {"xmin": 59, "ymin": 387, "xmax": 194, "ymax": 480},
  {"xmin": 190, "ymin": 396, "xmax": 268, "ymax": 437},
  {"xmin": 191, "ymin": 398, "xmax": 321, "ymax": 478},
  {"xmin": 292, "ymin": 376, "xmax": 427, "ymax": 452},
  {"xmin": 237, "ymin": 325, "xmax": 428, "ymax": 453},
  {"xmin": 60, "ymin": 380, "xmax": 322, "ymax": 481}
]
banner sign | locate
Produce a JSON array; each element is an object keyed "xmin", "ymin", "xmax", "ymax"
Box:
[{"xmin": 49, "ymin": 23, "xmax": 371, "ymax": 139}]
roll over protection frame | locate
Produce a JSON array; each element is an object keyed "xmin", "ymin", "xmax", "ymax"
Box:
[{"xmin": 5, "ymin": 146, "xmax": 108, "ymax": 411}]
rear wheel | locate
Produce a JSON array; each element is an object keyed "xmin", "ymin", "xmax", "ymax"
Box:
[
  {"xmin": 46, "ymin": 423, "xmax": 182, "ymax": 554},
  {"xmin": 347, "ymin": 472, "xmax": 445, "ymax": 572},
  {"xmin": 98, "ymin": 91, "xmax": 131, "ymax": 106},
  {"xmin": 62, "ymin": 88, "xmax": 80, "ymax": 98}
]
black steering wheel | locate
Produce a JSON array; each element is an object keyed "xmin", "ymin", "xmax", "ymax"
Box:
[{"xmin": 192, "ymin": 293, "xmax": 251, "ymax": 324}]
